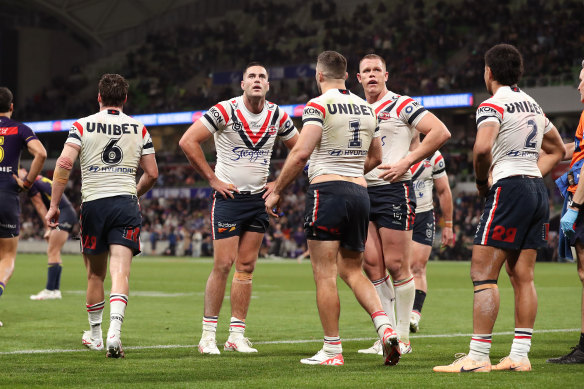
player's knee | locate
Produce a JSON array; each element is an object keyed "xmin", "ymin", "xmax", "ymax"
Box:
[
  {"xmin": 213, "ymin": 258, "xmax": 235, "ymax": 275},
  {"xmin": 233, "ymin": 270, "xmax": 253, "ymax": 284},
  {"xmin": 386, "ymin": 260, "xmax": 403, "ymax": 278},
  {"xmin": 473, "ymin": 279, "xmax": 498, "ymax": 294},
  {"xmin": 410, "ymin": 261, "xmax": 425, "ymax": 277}
]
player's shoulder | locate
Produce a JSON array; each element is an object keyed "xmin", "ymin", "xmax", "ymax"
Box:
[{"xmin": 477, "ymin": 95, "xmax": 504, "ymax": 116}]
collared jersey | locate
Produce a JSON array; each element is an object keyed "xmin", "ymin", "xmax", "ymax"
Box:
[
  {"xmin": 200, "ymin": 95, "xmax": 297, "ymax": 194},
  {"xmin": 476, "ymin": 86, "xmax": 554, "ymax": 184},
  {"xmin": 0, "ymin": 116, "xmax": 38, "ymax": 191},
  {"xmin": 66, "ymin": 108, "xmax": 155, "ymax": 202},
  {"xmin": 365, "ymin": 92, "xmax": 428, "ymax": 186},
  {"xmin": 302, "ymin": 88, "xmax": 378, "ymax": 181},
  {"xmin": 410, "ymin": 151, "xmax": 446, "ymax": 213},
  {"xmin": 568, "ymin": 110, "xmax": 584, "ymax": 194}
]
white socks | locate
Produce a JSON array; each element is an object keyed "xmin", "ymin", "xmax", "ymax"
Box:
[
  {"xmin": 108, "ymin": 294, "xmax": 128, "ymax": 337},
  {"xmin": 394, "ymin": 276, "xmax": 415, "ymax": 342},
  {"xmin": 86, "ymin": 300, "xmax": 105, "ymax": 339},
  {"xmin": 510, "ymin": 328, "xmax": 532, "ymax": 361},
  {"xmin": 372, "ymin": 275, "xmax": 396, "ymax": 328},
  {"xmin": 469, "ymin": 334, "xmax": 492, "ymax": 361}
]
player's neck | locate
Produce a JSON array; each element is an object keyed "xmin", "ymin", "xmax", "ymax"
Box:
[
  {"xmin": 0, "ymin": 113, "xmax": 10, "ymax": 118},
  {"xmin": 320, "ymin": 80, "xmax": 347, "ymax": 94},
  {"xmin": 365, "ymin": 88, "xmax": 389, "ymax": 104},
  {"xmin": 99, "ymin": 105, "xmax": 123, "ymax": 112},
  {"xmin": 488, "ymin": 81, "xmax": 505, "ymax": 96},
  {"xmin": 242, "ymin": 94, "xmax": 265, "ymax": 114}
]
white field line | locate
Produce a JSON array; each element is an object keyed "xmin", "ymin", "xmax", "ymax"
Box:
[{"xmin": 0, "ymin": 328, "xmax": 578, "ymax": 356}]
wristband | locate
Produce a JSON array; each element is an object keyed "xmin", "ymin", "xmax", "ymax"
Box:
[
  {"xmin": 475, "ymin": 178, "xmax": 488, "ymax": 186},
  {"xmin": 23, "ymin": 178, "xmax": 33, "ymax": 189},
  {"xmin": 568, "ymin": 199, "xmax": 583, "ymax": 210},
  {"xmin": 444, "ymin": 220, "xmax": 453, "ymax": 226}
]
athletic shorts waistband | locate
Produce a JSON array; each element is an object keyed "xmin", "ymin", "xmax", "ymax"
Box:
[{"xmin": 309, "ymin": 180, "xmax": 367, "ymax": 193}]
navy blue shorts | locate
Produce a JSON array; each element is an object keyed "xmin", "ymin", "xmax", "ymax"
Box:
[
  {"xmin": 0, "ymin": 190, "xmax": 20, "ymax": 238},
  {"xmin": 211, "ymin": 191, "xmax": 269, "ymax": 240},
  {"xmin": 58, "ymin": 205, "xmax": 77, "ymax": 234},
  {"xmin": 80, "ymin": 195, "xmax": 142, "ymax": 255},
  {"xmin": 304, "ymin": 181, "xmax": 370, "ymax": 252},
  {"xmin": 568, "ymin": 194, "xmax": 584, "ymax": 245},
  {"xmin": 368, "ymin": 181, "xmax": 416, "ymax": 231},
  {"xmin": 412, "ymin": 210, "xmax": 435, "ymax": 246},
  {"xmin": 474, "ymin": 177, "xmax": 549, "ymax": 250}
]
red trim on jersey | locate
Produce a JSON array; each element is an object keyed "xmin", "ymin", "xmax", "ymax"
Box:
[
  {"xmin": 72, "ymin": 121, "xmax": 83, "ymax": 136},
  {"xmin": 409, "ymin": 161, "xmax": 423, "ymax": 174},
  {"xmin": 396, "ymin": 98, "xmax": 414, "ymax": 116},
  {"xmin": 482, "ymin": 187, "xmax": 501, "ymax": 245},
  {"xmin": 374, "ymin": 98, "xmax": 396, "ymax": 115},
  {"xmin": 434, "ymin": 155, "xmax": 444, "ymax": 164},
  {"xmin": 236, "ymin": 109, "xmax": 272, "ymax": 144},
  {"xmin": 215, "ymin": 104, "xmax": 229, "ymax": 123},
  {"xmin": 479, "ymin": 103, "xmax": 504, "ymax": 118},
  {"xmin": 279, "ymin": 112, "xmax": 289, "ymax": 127},
  {"xmin": 0, "ymin": 127, "xmax": 18, "ymax": 136},
  {"xmin": 142, "ymin": 126, "xmax": 147, "ymax": 139},
  {"xmin": 307, "ymin": 102, "xmax": 326, "ymax": 118}
]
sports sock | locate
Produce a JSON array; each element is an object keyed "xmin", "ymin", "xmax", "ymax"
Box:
[
  {"xmin": 229, "ymin": 317, "xmax": 246, "ymax": 338},
  {"xmin": 579, "ymin": 333, "xmax": 584, "ymax": 349},
  {"xmin": 413, "ymin": 289, "xmax": 426, "ymax": 314},
  {"xmin": 469, "ymin": 334, "xmax": 492, "ymax": 361},
  {"xmin": 0, "ymin": 282, "xmax": 5, "ymax": 297},
  {"xmin": 86, "ymin": 300, "xmax": 105, "ymax": 339},
  {"xmin": 108, "ymin": 294, "xmax": 128, "ymax": 337},
  {"xmin": 202, "ymin": 315, "xmax": 218, "ymax": 338},
  {"xmin": 372, "ymin": 274, "xmax": 396, "ymax": 328},
  {"xmin": 323, "ymin": 336, "xmax": 342, "ymax": 355},
  {"xmin": 509, "ymin": 328, "xmax": 532, "ymax": 361},
  {"xmin": 46, "ymin": 263, "xmax": 62, "ymax": 290},
  {"xmin": 394, "ymin": 276, "xmax": 415, "ymax": 342},
  {"xmin": 371, "ymin": 310, "xmax": 392, "ymax": 339}
]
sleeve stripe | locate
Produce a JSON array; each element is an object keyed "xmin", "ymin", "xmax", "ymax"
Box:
[
  {"xmin": 25, "ymin": 135, "xmax": 36, "ymax": 142},
  {"xmin": 396, "ymin": 98, "xmax": 414, "ymax": 117},
  {"xmin": 67, "ymin": 133, "xmax": 81, "ymax": 141},
  {"xmin": 479, "ymin": 102, "xmax": 504, "ymax": 117},
  {"xmin": 203, "ymin": 113, "xmax": 220, "ymax": 132},
  {"xmin": 435, "ymin": 155, "xmax": 444, "ymax": 164},
  {"xmin": 433, "ymin": 168, "xmax": 446, "ymax": 176},
  {"xmin": 142, "ymin": 126, "xmax": 147, "ymax": 139},
  {"xmin": 215, "ymin": 104, "xmax": 229, "ymax": 123},
  {"xmin": 307, "ymin": 102, "xmax": 326, "ymax": 118},
  {"xmin": 73, "ymin": 121, "xmax": 83, "ymax": 136},
  {"xmin": 476, "ymin": 115, "xmax": 500, "ymax": 126},
  {"xmin": 143, "ymin": 141, "xmax": 154, "ymax": 149},
  {"xmin": 407, "ymin": 108, "xmax": 426, "ymax": 125},
  {"xmin": 280, "ymin": 127, "xmax": 294, "ymax": 136},
  {"xmin": 303, "ymin": 118, "xmax": 323, "ymax": 124},
  {"xmin": 279, "ymin": 112, "xmax": 289, "ymax": 126}
]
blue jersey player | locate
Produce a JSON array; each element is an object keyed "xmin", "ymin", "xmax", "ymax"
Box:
[
  {"xmin": 19, "ymin": 168, "xmax": 77, "ymax": 300},
  {"xmin": 0, "ymin": 86, "xmax": 47, "ymax": 327}
]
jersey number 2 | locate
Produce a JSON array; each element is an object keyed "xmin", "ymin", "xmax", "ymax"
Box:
[
  {"xmin": 348, "ymin": 120, "xmax": 362, "ymax": 148},
  {"xmin": 524, "ymin": 120, "xmax": 537, "ymax": 149},
  {"xmin": 101, "ymin": 138, "xmax": 123, "ymax": 165}
]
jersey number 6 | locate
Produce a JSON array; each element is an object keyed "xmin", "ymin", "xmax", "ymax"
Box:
[{"xmin": 101, "ymin": 138, "xmax": 123, "ymax": 165}]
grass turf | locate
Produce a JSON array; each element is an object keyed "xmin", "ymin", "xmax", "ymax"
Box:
[{"xmin": 0, "ymin": 254, "xmax": 583, "ymax": 387}]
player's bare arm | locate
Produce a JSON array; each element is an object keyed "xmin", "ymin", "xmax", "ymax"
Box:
[
  {"xmin": 136, "ymin": 153, "xmax": 159, "ymax": 197},
  {"xmin": 46, "ymin": 144, "xmax": 79, "ymax": 228},
  {"xmin": 263, "ymin": 134, "xmax": 299, "ymax": 199},
  {"xmin": 378, "ymin": 113, "xmax": 450, "ymax": 182},
  {"xmin": 265, "ymin": 124, "xmax": 321, "ymax": 217},
  {"xmin": 364, "ymin": 136, "xmax": 382, "ymax": 174},
  {"xmin": 537, "ymin": 126, "xmax": 565, "ymax": 177},
  {"xmin": 14, "ymin": 139, "xmax": 46, "ymax": 191},
  {"xmin": 434, "ymin": 174, "xmax": 454, "ymax": 247},
  {"xmin": 473, "ymin": 121, "xmax": 499, "ymax": 196},
  {"xmin": 179, "ymin": 120, "xmax": 238, "ymax": 199}
]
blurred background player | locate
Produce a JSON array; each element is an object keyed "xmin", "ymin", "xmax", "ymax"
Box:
[
  {"xmin": 434, "ymin": 44, "xmax": 565, "ymax": 373},
  {"xmin": 0, "ymin": 87, "xmax": 47, "ymax": 327},
  {"xmin": 356, "ymin": 54, "xmax": 450, "ymax": 356},
  {"xmin": 46, "ymin": 74, "xmax": 158, "ymax": 358},
  {"xmin": 266, "ymin": 50, "xmax": 400, "ymax": 366},
  {"xmin": 179, "ymin": 62, "xmax": 298, "ymax": 355},
  {"xmin": 18, "ymin": 168, "xmax": 77, "ymax": 300},
  {"xmin": 550, "ymin": 59, "xmax": 584, "ymax": 364},
  {"xmin": 408, "ymin": 143, "xmax": 454, "ymax": 332}
]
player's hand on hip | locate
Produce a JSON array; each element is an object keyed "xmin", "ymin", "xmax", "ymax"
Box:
[
  {"xmin": 210, "ymin": 177, "xmax": 238, "ymax": 199},
  {"xmin": 560, "ymin": 208, "xmax": 579, "ymax": 240},
  {"xmin": 441, "ymin": 226, "xmax": 454, "ymax": 247},
  {"xmin": 12, "ymin": 173, "xmax": 29, "ymax": 192},
  {"xmin": 378, "ymin": 159, "xmax": 409, "ymax": 182},
  {"xmin": 45, "ymin": 206, "xmax": 61, "ymax": 228},
  {"xmin": 263, "ymin": 181, "xmax": 276, "ymax": 199},
  {"xmin": 265, "ymin": 193, "xmax": 281, "ymax": 218}
]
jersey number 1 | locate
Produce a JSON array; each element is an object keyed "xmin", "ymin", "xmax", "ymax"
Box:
[{"xmin": 348, "ymin": 120, "xmax": 362, "ymax": 148}]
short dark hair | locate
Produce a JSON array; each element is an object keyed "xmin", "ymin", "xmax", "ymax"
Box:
[
  {"xmin": 484, "ymin": 44, "xmax": 523, "ymax": 86},
  {"xmin": 359, "ymin": 54, "xmax": 387, "ymax": 71},
  {"xmin": 0, "ymin": 87, "xmax": 13, "ymax": 112},
  {"xmin": 98, "ymin": 74, "xmax": 129, "ymax": 107},
  {"xmin": 317, "ymin": 51, "xmax": 347, "ymax": 80},
  {"xmin": 243, "ymin": 62, "xmax": 267, "ymax": 78}
]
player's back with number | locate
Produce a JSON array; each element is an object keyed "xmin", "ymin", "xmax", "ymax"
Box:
[
  {"xmin": 476, "ymin": 86, "xmax": 552, "ymax": 183},
  {"xmin": 67, "ymin": 109, "xmax": 153, "ymax": 201}
]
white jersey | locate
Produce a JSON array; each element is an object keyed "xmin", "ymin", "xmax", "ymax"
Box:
[
  {"xmin": 476, "ymin": 86, "xmax": 554, "ymax": 184},
  {"xmin": 302, "ymin": 88, "xmax": 378, "ymax": 181},
  {"xmin": 200, "ymin": 96, "xmax": 297, "ymax": 194},
  {"xmin": 365, "ymin": 92, "xmax": 428, "ymax": 186},
  {"xmin": 66, "ymin": 108, "xmax": 155, "ymax": 202},
  {"xmin": 411, "ymin": 151, "xmax": 446, "ymax": 213}
]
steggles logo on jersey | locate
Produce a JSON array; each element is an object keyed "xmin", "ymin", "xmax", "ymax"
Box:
[{"xmin": 231, "ymin": 147, "xmax": 270, "ymax": 163}]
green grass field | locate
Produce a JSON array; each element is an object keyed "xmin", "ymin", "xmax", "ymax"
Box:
[{"xmin": 1, "ymin": 254, "xmax": 583, "ymax": 388}]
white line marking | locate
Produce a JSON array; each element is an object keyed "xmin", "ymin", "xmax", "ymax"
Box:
[{"xmin": 0, "ymin": 328, "xmax": 578, "ymax": 355}]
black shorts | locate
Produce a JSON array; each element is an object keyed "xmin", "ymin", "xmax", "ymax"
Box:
[
  {"xmin": 80, "ymin": 195, "xmax": 142, "ymax": 255},
  {"xmin": 474, "ymin": 177, "xmax": 549, "ymax": 250},
  {"xmin": 58, "ymin": 205, "xmax": 77, "ymax": 234},
  {"xmin": 412, "ymin": 210, "xmax": 435, "ymax": 246},
  {"xmin": 0, "ymin": 190, "xmax": 20, "ymax": 238},
  {"xmin": 304, "ymin": 181, "xmax": 370, "ymax": 252},
  {"xmin": 368, "ymin": 181, "xmax": 416, "ymax": 231},
  {"xmin": 569, "ymin": 194, "xmax": 584, "ymax": 245},
  {"xmin": 211, "ymin": 191, "xmax": 269, "ymax": 240}
]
